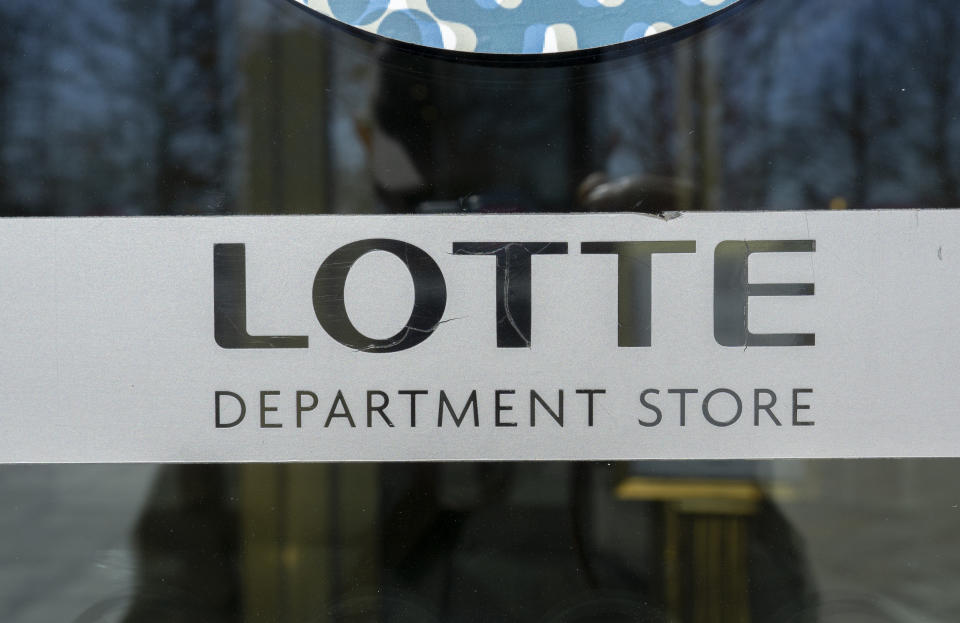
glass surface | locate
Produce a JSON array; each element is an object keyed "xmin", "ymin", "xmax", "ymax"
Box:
[{"xmin": 1, "ymin": 0, "xmax": 959, "ymax": 621}]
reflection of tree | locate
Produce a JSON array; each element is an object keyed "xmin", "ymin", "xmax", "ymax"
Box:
[
  {"xmin": 0, "ymin": 0, "xmax": 234, "ymax": 216},
  {"xmin": 122, "ymin": 0, "xmax": 231, "ymax": 213},
  {"xmin": 0, "ymin": 4, "xmax": 24, "ymax": 208},
  {"xmin": 815, "ymin": 30, "xmax": 875, "ymax": 208},
  {"xmin": 0, "ymin": 4, "xmax": 20, "ymax": 208},
  {"xmin": 720, "ymin": 0, "xmax": 805, "ymax": 210},
  {"xmin": 600, "ymin": 0, "xmax": 960, "ymax": 210},
  {"xmin": 600, "ymin": 0, "xmax": 809, "ymax": 210},
  {"xmin": 0, "ymin": 2, "xmax": 57, "ymax": 214},
  {"xmin": 769, "ymin": 0, "xmax": 960, "ymax": 209},
  {"xmin": 795, "ymin": 0, "xmax": 960, "ymax": 208},
  {"xmin": 904, "ymin": 0, "xmax": 960, "ymax": 203}
]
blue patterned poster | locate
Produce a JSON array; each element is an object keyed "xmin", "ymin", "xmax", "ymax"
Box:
[{"xmin": 296, "ymin": 0, "xmax": 739, "ymax": 53}]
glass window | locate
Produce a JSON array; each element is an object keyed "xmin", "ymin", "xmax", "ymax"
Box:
[{"xmin": 1, "ymin": 1, "xmax": 958, "ymax": 621}]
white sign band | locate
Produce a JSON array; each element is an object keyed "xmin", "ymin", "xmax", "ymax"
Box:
[{"xmin": 0, "ymin": 211, "xmax": 954, "ymax": 462}]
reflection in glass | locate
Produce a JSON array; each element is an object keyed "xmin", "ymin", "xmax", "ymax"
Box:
[
  {"xmin": 2, "ymin": 461, "xmax": 960, "ymax": 621},
  {"xmin": 3, "ymin": 0, "xmax": 960, "ymax": 216},
  {"xmin": 1, "ymin": 0, "xmax": 959, "ymax": 621}
]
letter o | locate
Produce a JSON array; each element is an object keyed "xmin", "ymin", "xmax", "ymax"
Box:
[
  {"xmin": 313, "ymin": 239, "xmax": 447, "ymax": 352},
  {"xmin": 702, "ymin": 388, "xmax": 743, "ymax": 427}
]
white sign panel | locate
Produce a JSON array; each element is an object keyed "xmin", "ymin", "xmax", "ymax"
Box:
[{"xmin": 0, "ymin": 211, "xmax": 956, "ymax": 462}]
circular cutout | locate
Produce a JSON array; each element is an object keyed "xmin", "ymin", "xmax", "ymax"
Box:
[{"xmin": 296, "ymin": 0, "xmax": 741, "ymax": 54}]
